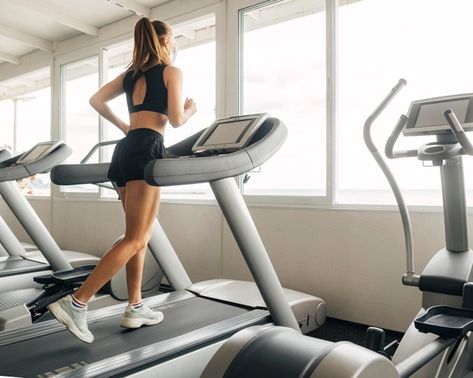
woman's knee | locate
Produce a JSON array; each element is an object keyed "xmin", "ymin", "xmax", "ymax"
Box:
[{"xmin": 122, "ymin": 237, "xmax": 148, "ymax": 255}]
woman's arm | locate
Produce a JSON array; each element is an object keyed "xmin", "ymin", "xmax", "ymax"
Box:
[
  {"xmin": 164, "ymin": 66, "xmax": 197, "ymax": 128},
  {"xmin": 89, "ymin": 73, "xmax": 130, "ymax": 135}
]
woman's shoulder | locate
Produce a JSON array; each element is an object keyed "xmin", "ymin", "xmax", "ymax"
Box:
[{"xmin": 163, "ymin": 65, "xmax": 182, "ymax": 76}]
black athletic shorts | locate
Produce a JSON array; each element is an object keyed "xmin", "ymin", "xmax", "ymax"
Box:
[{"xmin": 107, "ymin": 128, "xmax": 165, "ymax": 187}]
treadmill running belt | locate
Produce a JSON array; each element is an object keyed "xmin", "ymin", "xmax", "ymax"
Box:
[{"xmin": 0, "ymin": 297, "xmax": 250, "ymax": 377}]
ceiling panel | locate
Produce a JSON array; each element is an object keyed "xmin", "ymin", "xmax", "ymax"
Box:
[
  {"xmin": 0, "ymin": 35, "xmax": 34, "ymax": 57},
  {"xmin": 46, "ymin": 0, "xmax": 130, "ymax": 27},
  {"xmin": 136, "ymin": 0, "xmax": 170, "ymax": 8},
  {"xmin": 0, "ymin": 0, "xmax": 174, "ymax": 66},
  {"xmin": 0, "ymin": 0, "xmax": 83, "ymax": 41}
]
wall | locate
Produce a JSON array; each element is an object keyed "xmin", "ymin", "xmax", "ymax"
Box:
[{"xmin": 0, "ymin": 195, "xmax": 453, "ymax": 332}]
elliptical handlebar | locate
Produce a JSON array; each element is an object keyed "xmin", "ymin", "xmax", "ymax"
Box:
[
  {"xmin": 363, "ymin": 79, "xmax": 419, "ymax": 287},
  {"xmin": 385, "ymin": 115, "xmax": 418, "ymax": 159},
  {"xmin": 444, "ymin": 109, "xmax": 473, "ymax": 155},
  {"xmin": 363, "ymin": 79, "xmax": 407, "ymax": 154}
]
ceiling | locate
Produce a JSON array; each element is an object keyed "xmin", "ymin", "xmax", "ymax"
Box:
[{"xmin": 0, "ymin": 0, "xmax": 171, "ymax": 65}]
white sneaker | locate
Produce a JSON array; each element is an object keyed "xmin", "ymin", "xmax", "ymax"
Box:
[
  {"xmin": 120, "ymin": 303, "xmax": 164, "ymax": 329},
  {"xmin": 47, "ymin": 295, "xmax": 94, "ymax": 343}
]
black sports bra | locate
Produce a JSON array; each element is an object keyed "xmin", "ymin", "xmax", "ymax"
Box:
[{"xmin": 123, "ymin": 64, "xmax": 168, "ymax": 115}]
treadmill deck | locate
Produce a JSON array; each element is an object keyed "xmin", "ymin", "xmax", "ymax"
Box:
[{"xmin": 0, "ymin": 295, "xmax": 269, "ymax": 377}]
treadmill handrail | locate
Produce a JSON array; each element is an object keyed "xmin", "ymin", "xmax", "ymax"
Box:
[
  {"xmin": 144, "ymin": 117, "xmax": 288, "ymax": 187},
  {"xmin": 51, "ymin": 140, "xmax": 121, "ymax": 186},
  {"xmin": 80, "ymin": 139, "xmax": 121, "ymax": 164}
]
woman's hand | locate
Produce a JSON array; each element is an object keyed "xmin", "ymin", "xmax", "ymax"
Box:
[
  {"xmin": 183, "ymin": 97, "xmax": 197, "ymax": 117},
  {"xmin": 119, "ymin": 121, "xmax": 130, "ymax": 135}
]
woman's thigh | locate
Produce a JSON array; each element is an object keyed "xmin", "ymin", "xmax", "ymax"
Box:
[{"xmin": 123, "ymin": 180, "xmax": 160, "ymax": 241}]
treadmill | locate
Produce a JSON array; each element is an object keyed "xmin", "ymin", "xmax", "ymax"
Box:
[
  {"xmin": 0, "ymin": 142, "xmax": 101, "ymax": 328},
  {"xmin": 0, "ymin": 146, "xmax": 94, "ymax": 269},
  {"xmin": 0, "ymin": 115, "xmax": 326, "ymax": 378},
  {"xmin": 0, "ymin": 142, "xmax": 100, "ymax": 292}
]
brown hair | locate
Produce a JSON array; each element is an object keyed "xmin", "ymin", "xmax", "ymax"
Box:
[{"xmin": 130, "ymin": 18, "xmax": 172, "ymax": 71}]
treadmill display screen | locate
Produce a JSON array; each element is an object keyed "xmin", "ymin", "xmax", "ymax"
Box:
[
  {"xmin": 18, "ymin": 144, "xmax": 51, "ymax": 163},
  {"xmin": 192, "ymin": 113, "xmax": 268, "ymax": 153},
  {"xmin": 202, "ymin": 120, "xmax": 253, "ymax": 146}
]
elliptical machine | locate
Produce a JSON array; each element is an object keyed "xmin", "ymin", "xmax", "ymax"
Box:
[{"xmin": 365, "ymin": 79, "xmax": 473, "ymax": 377}]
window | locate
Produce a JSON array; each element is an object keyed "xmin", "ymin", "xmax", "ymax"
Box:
[
  {"xmin": 337, "ymin": 0, "xmax": 473, "ymax": 206},
  {"xmin": 61, "ymin": 56, "xmax": 99, "ymax": 194},
  {"xmin": 102, "ymin": 15, "xmax": 216, "ymax": 200},
  {"xmin": 0, "ymin": 67, "xmax": 51, "ymax": 196},
  {"xmin": 0, "ymin": 99, "xmax": 13, "ymax": 152},
  {"xmin": 240, "ymin": 0, "xmax": 326, "ymax": 197}
]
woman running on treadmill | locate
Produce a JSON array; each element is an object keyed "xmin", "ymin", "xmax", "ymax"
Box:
[{"xmin": 47, "ymin": 17, "xmax": 197, "ymax": 343}]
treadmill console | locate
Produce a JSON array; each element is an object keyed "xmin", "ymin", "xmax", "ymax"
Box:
[
  {"xmin": 404, "ymin": 94, "xmax": 473, "ymax": 136},
  {"xmin": 192, "ymin": 113, "xmax": 268, "ymax": 154},
  {"xmin": 16, "ymin": 141, "xmax": 62, "ymax": 164}
]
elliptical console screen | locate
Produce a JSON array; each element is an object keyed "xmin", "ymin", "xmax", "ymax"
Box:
[
  {"xmin": 192, "ymin": 113, "xmax": 268, "ymax": 153},
  {"xmin": 404, "ymin": 95, "xmax": 473, "ymax": 135}
]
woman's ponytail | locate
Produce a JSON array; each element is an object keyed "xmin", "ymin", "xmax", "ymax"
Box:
[{"xmin": 131, "ymin": 17, "xmax": 171, "ymax": 71}]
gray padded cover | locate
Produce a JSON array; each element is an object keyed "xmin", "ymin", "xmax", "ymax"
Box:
[
  {"xmin": 223, "ymin": 327, "xmax": 334, "ymax": 378},
  {"xmin": 0, "ymin": 144, "xmax": 71, "ymax": 182},
  {"xmin": 51, "ymin": 162, "xmax": 110, "ymax": 185}
]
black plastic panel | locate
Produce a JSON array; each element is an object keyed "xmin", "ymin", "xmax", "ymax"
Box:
[{"xmin": 415, "ymin": 305, "xmax": 473, "ymax": 338}]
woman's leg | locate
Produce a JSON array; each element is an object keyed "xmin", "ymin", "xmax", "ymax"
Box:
[
  {"xmin": 116, "ymin": 186, "xmax": 151, "ymax": 304},
  {"xmin": 118, "ymin": 187, "xmax": 160, "ymax": 304},
  {"xmin": 73, "ymin": 180, "xmax": 160, "ymax": 304}
]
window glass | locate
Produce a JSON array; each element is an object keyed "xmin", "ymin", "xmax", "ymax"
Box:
[
  {"xmin": 337, "ymin": 0, "xmax": 473, "ymax": 205},
  {"xmin": 241, "ymin": 0, "xmax": 326, "ymax": 196},
  {"xmin": 0, "ymin": 99, "xmax": 13, "ymax": 152},
  {"xmin": 62, "ymin": 56, "xmax": 99, "ymax": 194},
  {"xmin": 16, "ymin": 87, "xmax": 51, "ymax": 196},
  {"xmin": 0, "ymin": 68, "xmax": 51, "ymax": 196}
]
